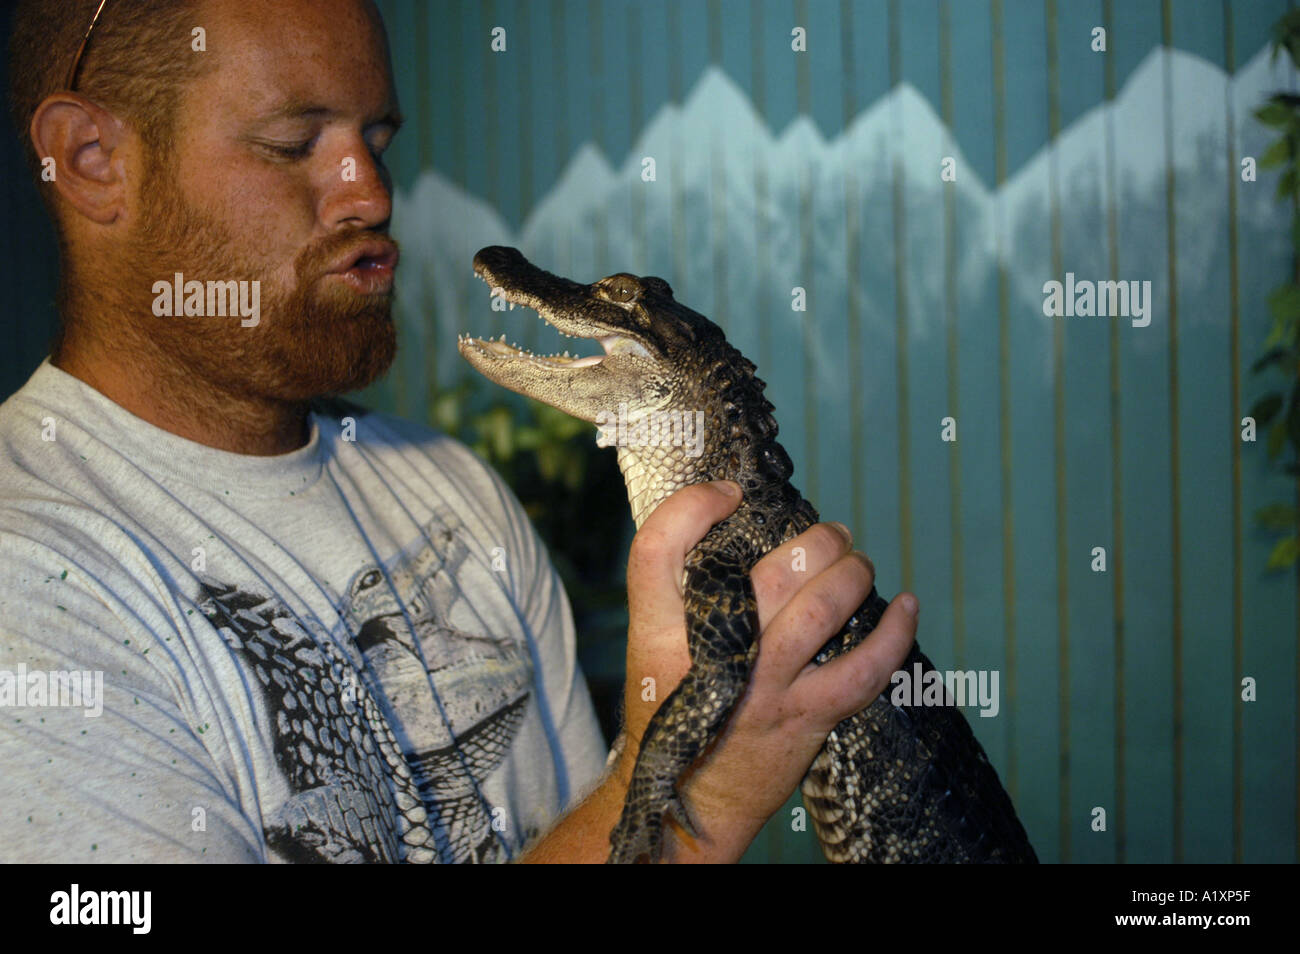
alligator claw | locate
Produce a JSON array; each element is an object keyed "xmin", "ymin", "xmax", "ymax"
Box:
[
  {"xmin": 608, "ymin": 779, "xmax": 698, "ymax": 862},
  {"xmin": 664, "ymin": 788, "xmax": 699, "ymax": 840},
  {"xmin": 607, "ymin": 810, "xmax": 664, "ymax": 864}
]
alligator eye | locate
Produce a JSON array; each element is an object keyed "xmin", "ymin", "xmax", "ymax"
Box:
[{"xmin": 607, "ymin": 277, "xmax": 639, "ymax": 303}]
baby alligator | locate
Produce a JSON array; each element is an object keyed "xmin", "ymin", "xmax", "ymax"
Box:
[{"xmin": 458, "ymin": 247, "xmax": 1037, "ymax": 864}]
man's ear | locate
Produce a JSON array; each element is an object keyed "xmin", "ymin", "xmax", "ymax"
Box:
[{"xmin": 29, "ymin": 94, "xmax": 130, "ymax": 226}]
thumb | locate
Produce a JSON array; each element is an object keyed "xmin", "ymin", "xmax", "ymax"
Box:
[{"xmin": 626, "ymin": 480, "xmax": 743, "ymax": 635}]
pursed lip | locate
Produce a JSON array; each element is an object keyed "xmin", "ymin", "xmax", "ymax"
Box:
[{"xmin": 326, "ymin": 239, "xmax": 400, "ymax": 275}]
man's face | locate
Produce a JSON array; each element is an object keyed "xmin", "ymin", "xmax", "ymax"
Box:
[{"xmin": 122, "ymin": 0, "xmax": 403, "ymax": 401}]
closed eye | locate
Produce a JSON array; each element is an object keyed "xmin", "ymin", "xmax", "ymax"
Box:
[
  {"xmin": 365, "ymin": 124, "xmax": 398, "ymax": 160},
  {"xmin": 257, "ymin": 139, "xmax": 314, "ymax": 161}
]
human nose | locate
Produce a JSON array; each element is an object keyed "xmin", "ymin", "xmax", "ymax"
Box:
[{"xmin": 318, "ymin": 137, "xmax": 392, "ymax": 231}]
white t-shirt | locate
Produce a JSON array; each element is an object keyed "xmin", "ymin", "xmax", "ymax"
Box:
[{"xmin": 0, "ymin": 358, "xmax": 608, "ymax": 862}]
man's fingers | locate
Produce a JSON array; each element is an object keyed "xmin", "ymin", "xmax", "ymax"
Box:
[
  {"xmin": 626, "ymin": 480, "xmax": 743, "ymax": 634},
  {"xmin": 796, "ymin": 592, "xmax": 919, "ymax": 727},
  {"xmin": 750, "ymin": 550, "xmax": 876, "ymax": 687},
  {"xmin": 751, "ymin": 522, "xmax": 859, "ymax": 632}
]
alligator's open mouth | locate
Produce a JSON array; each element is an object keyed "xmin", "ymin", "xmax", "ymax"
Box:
[
  {"xmin": 457, "ymin": 246, "xmax": 651, "ymax": 372},
  {"xmin": 456, "ymin": 333, "xmax": 609, "ymax": 369}
]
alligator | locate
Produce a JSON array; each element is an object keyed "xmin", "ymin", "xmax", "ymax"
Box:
[{"xmin": 458, "ymin": 246, "xmax": 1037, "ymax": 864}]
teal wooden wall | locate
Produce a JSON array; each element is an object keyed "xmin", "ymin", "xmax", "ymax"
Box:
[
  {"xmin": 2, "ymin": 0, "xmax": 1296, "ymax": 864},
  {"xmin": 367, "ymin": 0, "xmax": 1300, "ymax": 864}
]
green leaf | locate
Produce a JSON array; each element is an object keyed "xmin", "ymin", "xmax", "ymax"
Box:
[
  {"xmin": 1268, "ymin": 284, "xmax": 1300, "ymax": 322},
  {"xmin": 1257, "ymin": 102, "xmax": 1294, "ymax": 128},
  {"xmin": 1256, "ymin": 503, "xmax": 1299, "ymax": 530},
  {"xmin": 1264, "ymin": 308, "xmax": 1300, "ymax": 349},
  {"xmin": 1274, "ymin": 9, "xmax": 1300, "ymax": 69},
  {"xmin": 1278, "ymin": 166, "xmax": 1299, "ymax": 200},
  {"xmin": 429, "ymin": 390, "xmax": 466, "ymax": 435},
  {"xmin": 1268, "ymin": 418, "xmax": 1289, "ymax": 457},
  {"xmin": 514, "ymin": 424, "xmax": 545, "ymax": 451},
  {"xmin": 475, "ymin": 406, "xmax": 516, "ymax": 462},
  {"xmin": 535, "ymin": 443, "xmax": 561, "ymax": 482},
  {"xmin": 1252, "ymin": 347, "xmax": 1290, "ymax": 374},
  {"xmin": 1251, "ymin": 392, "xmax": 1284, "ymax": 426},
  {"xmin": 1289, "ymin": 381, "xmax": 1300, "ymax": 448},
  {"xmin": 1266, "ymin": 535, "xmax": 1299, "ymax": 569},
  {"xmin": 563, "ymin": 453, "xmax": 585, "ymax": 491},
  {"xmin": 1260, "ymin": 135, "xmax": 1292, "ymax": 167}
]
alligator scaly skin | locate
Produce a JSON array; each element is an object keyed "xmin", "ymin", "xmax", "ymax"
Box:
[
  {"xmin": 459, "ymin": 246, "xmax": 1037, "ymax": 864},
  {"xmin": 605, "ymin": 443, "xmax": 1036, "ymax": 864}
]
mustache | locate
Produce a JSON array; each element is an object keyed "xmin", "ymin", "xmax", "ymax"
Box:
[{"xmin": 295, "ymin": 229, "xmax": 400, "ymax": 283}]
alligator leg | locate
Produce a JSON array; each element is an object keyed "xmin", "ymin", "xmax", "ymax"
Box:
[
  {"xmin": 608, "ymin": 548, "xmax": 758, "ymax": 863},
  {"xmin": 607, "ymin": 657, "xmax": 753, "ymax": 862}
]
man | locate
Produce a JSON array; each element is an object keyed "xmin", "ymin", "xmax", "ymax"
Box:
[{"xmin": 0, "ymin": 0, "xmax": 918, "ymax": 862}]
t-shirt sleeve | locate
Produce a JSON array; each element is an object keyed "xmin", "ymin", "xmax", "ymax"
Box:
[
  {"xmin": 0, "ymin": 517, "xmax": 265, "ymax": 862},
  {"xmin": 513, "ymin": 504, "xmax": 611, "ymax": 805}
]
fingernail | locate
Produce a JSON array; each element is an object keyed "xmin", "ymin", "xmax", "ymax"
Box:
[
  {"xmin": 713, "ymin": 480, "xmax": 742, "ymax": 498},
  {"xmin": 830, "ymin": 521, "xmax": 851, "ymax": 541},
  {"xmin": 901, "ymin": 594, "xmax": 918, "ymax": 616}
]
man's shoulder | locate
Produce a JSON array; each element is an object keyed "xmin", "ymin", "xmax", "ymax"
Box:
[
  {"xmin": 0, "ymin": 370, "xmax": 100, "ymax": 515},
  {"xmin": 313, "ymin": 398, "xmax": 523, "ymax": 525},
  {"xmin": 312, "ymin": 396, "xmax": 486, "ymax": 475}
]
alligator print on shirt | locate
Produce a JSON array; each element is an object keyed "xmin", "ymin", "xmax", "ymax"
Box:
[
  {"xmin": 195, "ymin": 510, "xmax": 532, "ymax": 863},
  {"xmin": 458, "ymin": 246, "xmax": 1037, "ymax": 864}
]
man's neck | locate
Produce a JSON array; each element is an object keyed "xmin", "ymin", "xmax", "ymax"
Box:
[{"xmin": 53, "ymin": 333, "xmax": 311, "ymax": 457}]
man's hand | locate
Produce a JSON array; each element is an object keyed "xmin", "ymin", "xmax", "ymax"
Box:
[{"xmin": 614, "ymin": 480, "xmax": 919, "ymax": 862}]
